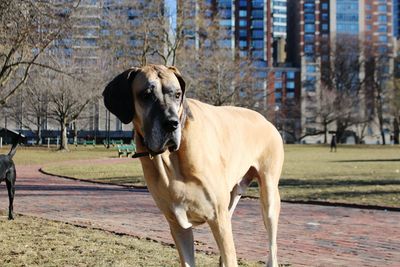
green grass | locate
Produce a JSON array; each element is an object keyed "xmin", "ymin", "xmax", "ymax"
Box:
[
  {"xmin": 277, "ymin": 145, "xmax": 400, "ymax": 207},
  {"xmin": 0, "ymin": 212, "xmax": 263, "ymax": 266},
  {"xmin": 41, "ymin": 145, "xmax": 400, "ymax": 208}
]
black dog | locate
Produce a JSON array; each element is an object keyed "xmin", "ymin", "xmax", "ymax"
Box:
[{"xmin": 0, "ymin": 135, "xmax": 22, "ymax": 220}]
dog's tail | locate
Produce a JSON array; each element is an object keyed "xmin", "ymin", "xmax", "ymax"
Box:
[{"xmin": 8, "ymin": 134, "xmax": 22, "ymax": 159}]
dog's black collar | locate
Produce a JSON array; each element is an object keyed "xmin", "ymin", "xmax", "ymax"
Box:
[{"xmin": 132, "ymin": 150, "xmax": 164, "ymax": 159}]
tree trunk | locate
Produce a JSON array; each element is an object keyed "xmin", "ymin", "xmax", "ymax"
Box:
[
  {"xmin": 376, "ymin": 90, "xmax": 386, "ymax": 145},
  {"xmin": 336, "ymin": 120, "xmax": 346, "ymax": 144},
  {"xmin": 36, "ymin": 116, "xmax": 42, "ymax": 145},
  {"xmin": 59, "ymin": 120, "xmax": 69, "ymax": 151},
  {"xmin": 323, "ymin": 121, "xmax": 328, "ymax": 144},
  {"xmin": 72, "ymin": 120, "xmax": 78, "ymax": 145},
  {"xmin": 377, "ymin": 109, "xmax": 386, "ymax": 145},
  {"xmin": 394, "ymin": 117, "xmax": 399, "ymax": 144}
]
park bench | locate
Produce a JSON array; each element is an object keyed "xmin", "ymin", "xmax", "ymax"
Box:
[
  {"xmin": 112, "ymin": 139, "xmax": 123, "ymax": 146},
  {"xmin": 117, "ymin": 144, "xmax": 136, "ymax": 157},
  {"xmin": 84, "ymin": 140, "xmax": 96, "ymax": 146},
  {"xmin": 103, "ymin": 139, "xmax": 124, "ymax": 147}
]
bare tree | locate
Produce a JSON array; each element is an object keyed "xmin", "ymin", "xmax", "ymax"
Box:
[
  {"xmin": 391, "ymin": 59, "xmax": 400, "ymax": 144},
  {"xmin": 102, "ymin": 0, "xmax": 192, "ymax": 68},
  {"xmin": 363, "ymin": 43, "xmax": 394, "ymax": 145},
  {"xmin": 178, "ymin": 7, "xmax": 261, "ymax": 109},
  {"xmin": 303, "ymin": 34, "xmax": 365, "ymax": 143},
  {"xmin": 6, "ymin": 72, "xmax": 49, "ymax": 144},
  {"xmin": 44, "ymin": 62, "xmax": 96, "ymax": 151},
  {"xmin": 0, "ymin": 0, "xmax": 79, "ymax": 106}
]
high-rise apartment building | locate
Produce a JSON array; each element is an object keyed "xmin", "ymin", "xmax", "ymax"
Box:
[
  {"xmin": 392, "ymin": 0, "xmax": 400, "ymax": 38},
  {"xmin": 290, "ymin": 0, "xmax": 396, "ymax": 143}
]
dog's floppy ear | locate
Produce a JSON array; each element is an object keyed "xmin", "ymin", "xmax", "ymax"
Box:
[
  {"xmin": 168, "ymin": 66, "xmax": 186, "ymax": 96},
  {"xmin": 103, "ymin": 68, "xmax": 140, "ymax": 124}
]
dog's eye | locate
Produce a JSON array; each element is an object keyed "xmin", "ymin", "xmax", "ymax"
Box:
[
  {"xmin": 141, "ymin": 88, "xmax": 153, "ymax": 100},
  {"xmin": 175, "ymin": 92, "xmax": 181, "ymax": 99}
]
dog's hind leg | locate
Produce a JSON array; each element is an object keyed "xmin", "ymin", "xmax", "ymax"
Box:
[
  {"xmin": 5, "ymin": 170, "xmax": 16, "ymax": 220},
  {"xmin": 258, "ymin": 165, "xmax": 282, "ymax": 267},
  {"xmin": 168, "ymin": 220, "xmax": 195, "ymax": 267},
  {"xmin": 228, "ymin": 172, "xmax": 254, "ymax": 218}
]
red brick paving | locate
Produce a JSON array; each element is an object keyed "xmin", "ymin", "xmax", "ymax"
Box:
[{"xmin": 0, "ymin": 158, "xmax": 399, "ymax": 266}]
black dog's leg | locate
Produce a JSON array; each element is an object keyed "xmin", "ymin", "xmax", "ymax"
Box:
[{"xmin": 5, "ymin": 170, "xmax": 15, "ymax": 220}]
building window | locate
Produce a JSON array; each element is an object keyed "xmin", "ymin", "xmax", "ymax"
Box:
[
  {"xmin": 306, "ymin": 76, "xmax": 316, "ymax": 82},
  {"xmin": 256, "ymin": 71, "xmax": 267, "ymax": 78},
  {"xmin": 304, "ymin": 3, "xmax": 315, "ymax": 12},
  {"xmin": 287, "ymin": 92, "xmax": 295, "ymax": 99},
  {"xmin": 239, "ymin": 10, "xmax": 247, "ymax": 17},
  {"xmin": 378, "ymin": 35, "xmax": 388, "ymax": 42},
  {"xmin": 239, "ymin": 30, "xmax": 247, "ymax": 38},
  {"xmin": 378, "ymin": 46, "xmax": 388, "ymax": 54},
  {"xmin": 252, "ymin": 30, "xmax": 264, "ymax": 39},
  {"xmin": 287, "ymin": 81, "xmax": 295, "ymax": 89},
  {"xmin": 304, "ymin": 34, "xmax": 314, "ymax": 42},
  {"xmin": 252, "ymin": 50, "xmax": 264, "ymax": 59},
  {"xmin": 239, "ymin": 40, "xmax": 247, "ymax": 48},
  {"xmin": 251, "ymin": 40, "xmax": 264, "ymax": 49},
  {"xmin": 305, "ymin": 44, "xmax": 314, "ymax": 54},
  {"xmin": 378, "ymin": 25, "xmax": 387, "ymax": 32},
  {"xmin": 275, "ymin": 71, "xmax": 282, "ymax": 78},
  {"xmin": 306, "ymin": 65, "xmax": 316, "ymax": 73},
  {"xmin": 220, "ymin": 19, "xmax": 232, "ymax": 27},
  {"xmin": 322, "ymin": 24, "xmax": 328, "ymax": 31},
  {"xmin": 252, "ymin": 10, "xmax": 263, "ymax": 18},
  {"xmin": 378, "ymin": 15, "xmax": 387, "ymax": 23},
  {"xmin": 275, "ymin": 92, "xmax": 282, "ymax": 102},
  {"xmin": 306, "ymin": 128, "xmax": 317, "ymax": 134},
  {"xmin": 239, "ymin": 20, "xmax": 247, "ymax": 27},
  {"xmin": 305, "ymin": 14, "xmax": 315, "ymax": 22},
  {"xmin": 306, "ymin": 117, "xmax": 316, "ymax": 123},
  {"xmin": 287, "ymin": 71, "xmax": 295, "ymax": 79},
  {"xmin": 275, "ymin": 81, "xmax": 283, "ymax": 88},
  {"xmin": 305, "ymin": 84, "xmax": 315, "ymax": 92},
  {"xmin": 239, "ymin": 50, "xmax": 248, "ymax": 57},
  {"xmin": 305, "ymin": 24, "xmax": 315, "ymax": 33},
  {"xmin": 378, "ymin": 5, "xmax": 387, "ymax": 12},
  {"xmin": 321, "ymin": 3, "xmax": 328, "ymax": 10},
  {"xmin": 252, "ymin": 0, "xmax": 263, "ymax": 8},
  {"xmin": 252, "ymin": 20, "xmax": 264, "ymax": 28}
]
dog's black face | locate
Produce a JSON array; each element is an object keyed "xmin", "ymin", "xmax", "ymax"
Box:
[
  {"xmin": 103, "ymin": 65, "xmax": 187, "ymax": 154},
  {"xmin": 133, "ymin": 66, "xmax": 184, "ymax": 154}
]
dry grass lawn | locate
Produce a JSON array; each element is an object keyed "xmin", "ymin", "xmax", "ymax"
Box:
[{"xmin": 0, "ymin": 212, "xmax": 263, "ymax": 267}]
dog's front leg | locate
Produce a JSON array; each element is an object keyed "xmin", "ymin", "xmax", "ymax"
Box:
[
  {"xmin": 168, "ymin": 220, "xmax": 195, "ymax": 267},
  {"xmin": 208, "ymin": 210, "xmax": 238, "ymax": 267}
]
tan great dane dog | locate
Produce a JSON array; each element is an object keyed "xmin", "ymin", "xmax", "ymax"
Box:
[{"xmin": 103, "ymin": 65, "xmax": 284, "ymax": 267}]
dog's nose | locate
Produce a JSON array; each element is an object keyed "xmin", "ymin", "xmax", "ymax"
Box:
[{"xmin": 164, "ymin": 118, "xmax": 179, "ymax": 132}]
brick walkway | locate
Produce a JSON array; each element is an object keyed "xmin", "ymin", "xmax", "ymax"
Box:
[{"xmin": 0, "ymin": 158, "xmax": 399, "ymax": 266}]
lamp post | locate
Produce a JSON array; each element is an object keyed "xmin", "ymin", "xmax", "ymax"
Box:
[{"xmin": 106, "ymin": 109, "xmax": 110, "ymax": 149}]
